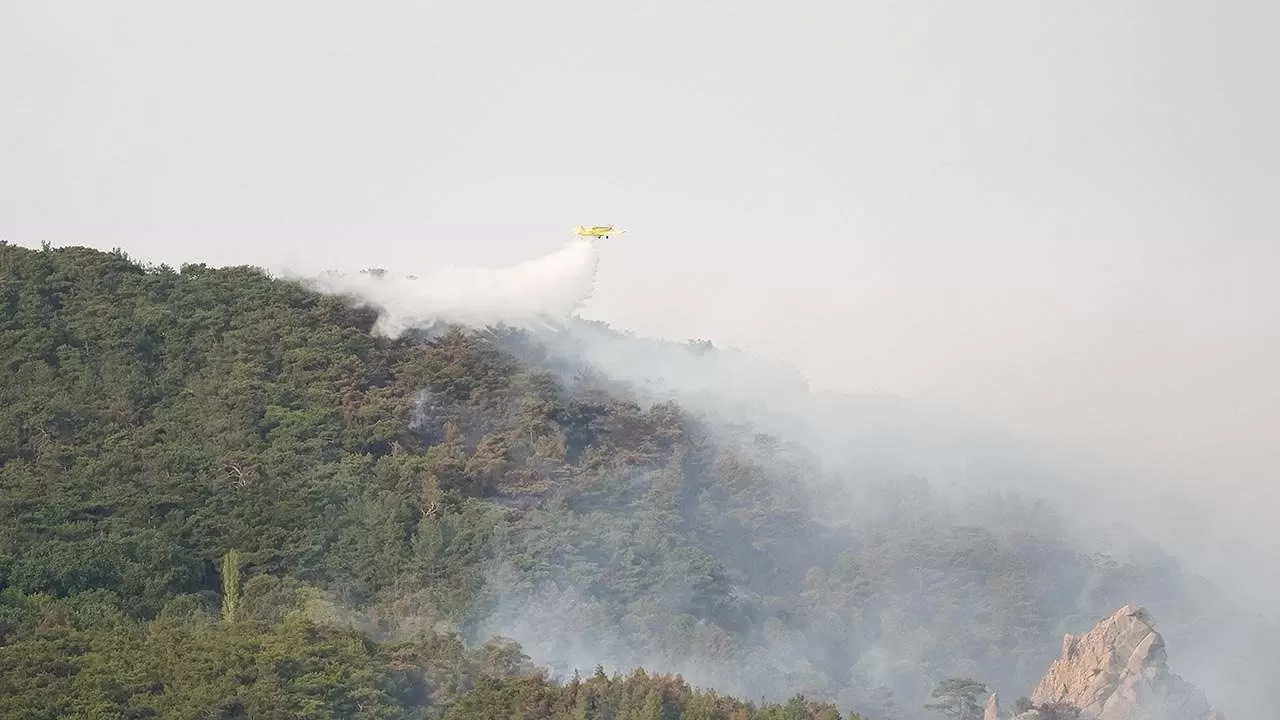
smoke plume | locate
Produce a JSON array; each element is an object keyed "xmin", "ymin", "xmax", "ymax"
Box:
[{"xmin": 296, "ymin": 241, "xmax": 1274, "ymax": 719}]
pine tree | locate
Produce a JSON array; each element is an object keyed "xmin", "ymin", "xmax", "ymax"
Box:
[
  {"xmin": 924, "ymin": 678, "xmax": 988, "ymax": 720},
  {"xmin": 220, "ymin": 549, "xmax": 244, "ymax": 623}
]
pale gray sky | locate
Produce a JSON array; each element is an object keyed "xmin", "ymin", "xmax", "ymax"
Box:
[{"xmin": 4, "ymin": 2, "xmax": 1279, "ymax": 586}]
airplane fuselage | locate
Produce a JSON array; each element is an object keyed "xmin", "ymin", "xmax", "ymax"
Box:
[{"xmin": 573, "ymin": 225, "xmax": 623, "ymax": 239}]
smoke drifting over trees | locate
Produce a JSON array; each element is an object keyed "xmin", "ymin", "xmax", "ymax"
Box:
[
  {"xmin": 3, "ymin": 3, "xmax": 1276, "ymax": 717},
  {"xmin": 271, "ymin": 239, "xmax": 1278, "ymax": 718}
]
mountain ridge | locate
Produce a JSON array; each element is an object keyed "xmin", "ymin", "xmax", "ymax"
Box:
[{"xmin": 0, "ymin": 241, "xmax": 1271, "ymax": 718}]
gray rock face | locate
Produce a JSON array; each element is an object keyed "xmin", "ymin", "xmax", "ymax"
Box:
[{"xmin": 1018, "ymin": 605, "xmax": 1222, "ymax": 720}]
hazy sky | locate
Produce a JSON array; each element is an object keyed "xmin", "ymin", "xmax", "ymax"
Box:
[{"xmin": 4, "ymin": 2, "xmax": 1279, "ymax": 565}]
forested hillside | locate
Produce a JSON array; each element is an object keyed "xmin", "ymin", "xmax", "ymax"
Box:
[{"xmin": 0, "ymin": 242, "xmax": 1274, "ymax": 719}]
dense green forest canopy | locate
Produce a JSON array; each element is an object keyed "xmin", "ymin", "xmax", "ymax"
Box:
[{"xmin": 1, "ymin": 241, "xmax": 1276, "ymax": 719}]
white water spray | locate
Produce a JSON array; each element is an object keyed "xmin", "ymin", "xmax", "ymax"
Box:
[{"xmin": 290, "ymin": 239, "xmax": 600, "ymax": 338}]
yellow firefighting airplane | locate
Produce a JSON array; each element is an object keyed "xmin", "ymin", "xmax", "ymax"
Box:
[{"xmin": 573, "ymin": 224, "xmax": 626, "ymax": 240}]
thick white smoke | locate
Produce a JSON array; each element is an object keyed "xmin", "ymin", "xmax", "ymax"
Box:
[{"xmin": 287, "ymin": 239, "xmax": 600, "ymax": 337}]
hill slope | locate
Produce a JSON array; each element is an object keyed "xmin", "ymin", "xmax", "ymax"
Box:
[{"xmin": 1, "ymin": 242, "xmax": 1274, "ymax": 718}]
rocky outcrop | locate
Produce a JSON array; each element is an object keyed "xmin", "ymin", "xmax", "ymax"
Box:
[
  {"xmin": 984, "ymin": 692, "xmax": 1000, "ymax": 720},
  {"xmin": 1015, "ymin": 604, "xmax": 1222, "ymax": 720}
]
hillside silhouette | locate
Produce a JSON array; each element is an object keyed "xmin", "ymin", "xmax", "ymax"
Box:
[{"xmin": 0, "ymin": 241, "xmax": 1275, "ymax": 719}]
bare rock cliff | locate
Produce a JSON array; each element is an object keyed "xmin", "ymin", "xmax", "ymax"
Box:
[
  {"xmin": 984, "ymin": 692, "xmax": 1000, "ymax": 720},
  {"xmin": 1015, "ymin": 604, "xmax": 1222, "ymax": 720}
]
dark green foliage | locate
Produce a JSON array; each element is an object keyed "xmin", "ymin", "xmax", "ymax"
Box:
[
  {"xmin": 0, "ymin": 243, "xmax": 1271, "ymax": 719},
  {"xmin": 1031, "ymin": 702, "xmax": 1082, "ymax": 720},
  {"xmin": 923, "ymin": 678, "xmax": 986, "ymax": 720},
  {"xmin": 0, "ymin": 585, "xmax": 855, "ymax": 720},
  {"xmin": 0, "ymin": 244, "xmax": 862, "ymax": 718}
]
